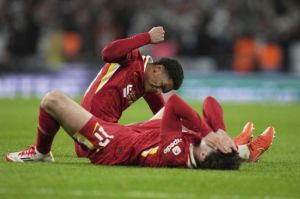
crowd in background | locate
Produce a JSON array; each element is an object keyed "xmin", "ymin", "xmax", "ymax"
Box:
[{"xmin": 0, "ymin": 0, "xmax": 299, "ymax": 73}]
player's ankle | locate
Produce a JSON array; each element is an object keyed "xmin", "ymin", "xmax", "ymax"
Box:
[{"xmin": 35, "ymin": 147, "xmax": 49, "ymax": 157}]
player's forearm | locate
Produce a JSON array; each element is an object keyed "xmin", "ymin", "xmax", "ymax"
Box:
[
  {"xmin": 181, "ymin": 114, "xmax": 212, "ymax": 136},
  {"xmin": 101, "ymin": 32, "xmax": 151, "ymax": 63},
  {"xmin": 169, "ymin": 94, "xmax": 212, "ymax": 136},
  {"xmin": 144, "ymin": 93, "xmax": 165, "ymax": 114},
  {"xmin": 160, "ymin": 94, "xmax": 212, "ymax": 136}
]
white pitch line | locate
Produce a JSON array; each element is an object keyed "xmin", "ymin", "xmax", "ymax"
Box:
[
  {"xmin": 0, "ymin": 188, "xmax": 297, "ymax": 199},
  {"xmin": 0, "ymin": 188, "xmax": 197, "ymax": 199}
]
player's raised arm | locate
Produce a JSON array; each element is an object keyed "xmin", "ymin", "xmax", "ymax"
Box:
[
  {"xmin": 101, "ymin": 26, "xmax": 165, "ymax": 63},
  {"xmin": 160, "ymin": 94, "xmax": 212, "ymax": 137},
  {"xmin": 160, "ymin": 94, "xmax": 237, "ymax": 154}
]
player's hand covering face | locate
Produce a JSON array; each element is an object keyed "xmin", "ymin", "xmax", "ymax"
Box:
[{"xmin": 203, "ymin": 129, "xmax": 238, "ymax": 154}]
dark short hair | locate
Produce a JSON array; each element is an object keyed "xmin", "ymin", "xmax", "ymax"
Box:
[
  {"xmin": 153, "ymin": 58, "xmax": 184, "ymax": 90},
  {"xmin": 196, "ymin": 151, "xmax": 242, "ymax": 170}
]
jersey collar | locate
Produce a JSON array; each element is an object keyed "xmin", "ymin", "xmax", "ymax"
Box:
[
  {"xmin": 142, "ymin": 55, "xmax": 153, "ymax": 72},
  {"xmin": 187, "ymin": 144, "xmax": 197, "ymax": 169}
]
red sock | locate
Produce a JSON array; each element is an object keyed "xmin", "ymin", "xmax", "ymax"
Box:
[
  {"xmin": 35, "ymin": 107, "xmax": 60, "ymax": 154},
  {"xmin": 202, "ymin": 96, "xmax": 226, "ymax": 132}
]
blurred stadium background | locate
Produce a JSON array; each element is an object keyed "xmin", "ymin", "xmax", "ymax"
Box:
[{"xmin": 0, "ymin": 0, "xmax": 300, "ymax": 101}]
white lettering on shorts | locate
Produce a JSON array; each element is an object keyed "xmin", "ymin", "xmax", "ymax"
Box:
[{"xmin": 94, "ymin": 125, "xmax": 114, "ymax": 148}]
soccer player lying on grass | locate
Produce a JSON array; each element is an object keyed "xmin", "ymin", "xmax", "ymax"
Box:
[
  {"xmin": 6, "ymin": 91, "xmax": 274, "ymax": 169},
  {"xmin": 134, "ymin": 96, "xmax": 275, "ymax": 163},
  {"xmin": 76, "ymin": 26, "xmax": 184, "ymax": 157}
]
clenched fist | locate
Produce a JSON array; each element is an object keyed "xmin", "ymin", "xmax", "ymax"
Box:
[{"xmin": 148, "ymin": 26, "xmax": 165, "ymax": 44}]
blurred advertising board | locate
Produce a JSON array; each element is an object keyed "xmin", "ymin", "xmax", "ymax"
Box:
[
  {"xmin": 180, "ymin": 72, "xmax": 300, "ymax": 102},
  {"xmin": 1, "ymin": 70, "xmax": 300, "ymax": 102}
]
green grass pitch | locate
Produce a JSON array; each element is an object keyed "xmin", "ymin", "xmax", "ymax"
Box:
[{"xmin": 1, "ymin": 98, "xmax": 300, "ymax": 199}]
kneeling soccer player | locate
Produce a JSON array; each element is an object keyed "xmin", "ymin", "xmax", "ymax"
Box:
[{"xmin": 6, "ymin": 91, "xmax": 275, "ymax": 169}]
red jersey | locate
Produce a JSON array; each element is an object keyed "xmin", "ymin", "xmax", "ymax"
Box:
[
  {"xmin": 87, "ymin": 119, "xmax": 202, "ymax": 169},
  {"xmin": 81, "ymin": 33, "xmax": 164, "ymax": 123},
  {"xmin": 77, "ymin": 94, "xmax": 212, "ymax": 168}
]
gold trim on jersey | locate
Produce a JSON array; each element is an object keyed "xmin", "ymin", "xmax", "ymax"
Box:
[
  {"xmin": 141, "ymin": 146, "xmax": 159, "ymax": 158},
  {"xmin": 93, "ymin": 122, "xmax": 100, "ymax": 133},
  {"xmin": 95, "ymin": 63, "xmax": 120, "ymax": 93},
  {"xmin": 142, "ymin": 55, "xmax": 153, "ymax": 72}
]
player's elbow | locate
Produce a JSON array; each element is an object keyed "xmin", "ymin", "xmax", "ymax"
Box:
[
  {"xmin": 101, "ymin": 46, "xmax": 109, "ymax": 62},
  {"xmin": 203, "ymin": 96, "xmax": 217, "ymax": 106},
  {"xmin": 101, "ymin": 46, "xmax": 115, "ymax": 63}
]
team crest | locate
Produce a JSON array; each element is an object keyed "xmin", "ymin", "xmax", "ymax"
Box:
[
  {"xmin": 123, "ymin": 84, "xmax": 137, "ymax": 103},
  {"xmin": 172, "ymin": 146, "xmax": 181, "ymax": 156}
]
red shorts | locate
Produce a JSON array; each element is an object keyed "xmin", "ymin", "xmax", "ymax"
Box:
[
  {"xmin": 73, "ymin": 117, "xmax": 115, "ymax": 153},
  {"xmin": 73, "ymin": 116, "xmax": 144, "ymax": 165}
]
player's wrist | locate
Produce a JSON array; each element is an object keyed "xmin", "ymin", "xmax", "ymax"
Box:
[{"xmin": 137, "ymin": 32, "xmax": 151, "ymax": 44}]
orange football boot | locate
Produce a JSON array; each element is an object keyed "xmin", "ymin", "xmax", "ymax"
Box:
[
  {"xmin": 234, "ymin": 122, "xmax": 254, "ymax": 145},
  {"xmin": 247, "ymin": 127, "xmax": 275, "ymax": 162}
]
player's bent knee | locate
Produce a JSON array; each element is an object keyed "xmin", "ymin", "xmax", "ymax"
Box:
[{"xmin": 41, "ymin": 91, "xmax": 66, "ymax": 110}]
